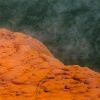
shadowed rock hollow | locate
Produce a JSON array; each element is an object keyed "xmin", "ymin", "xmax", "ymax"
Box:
[{"xmin": 0, "ymin": 28, "xmax": 100, "ymax": 100}]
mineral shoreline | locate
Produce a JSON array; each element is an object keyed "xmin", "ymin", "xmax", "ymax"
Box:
[{"xmin": 0, "ymin": 28, "xmax": 100, "ymax": 100}]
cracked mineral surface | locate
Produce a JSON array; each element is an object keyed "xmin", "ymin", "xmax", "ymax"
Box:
[{"xmin": 0, "ymin": 28, "xmax": 100, "ymax": 100}]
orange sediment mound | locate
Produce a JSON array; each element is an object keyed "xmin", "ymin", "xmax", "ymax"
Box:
[{"xmin": 0, "ymin": 28, "xmax": 100, "ymax": 100}]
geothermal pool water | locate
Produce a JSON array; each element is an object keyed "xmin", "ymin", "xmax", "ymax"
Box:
[{"xmin": 0, "ymin": 0, "xmax": 100, "ymax": 71}]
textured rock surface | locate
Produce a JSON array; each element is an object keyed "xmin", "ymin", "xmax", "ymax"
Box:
[{"xmin": 0, "ymin": 28, "xmax": 100, "ymax": 100}]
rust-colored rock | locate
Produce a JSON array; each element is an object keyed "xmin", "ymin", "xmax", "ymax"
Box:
[{"xmin": 0, "ymin": 28, "xmax": 100, "ymax": 100}]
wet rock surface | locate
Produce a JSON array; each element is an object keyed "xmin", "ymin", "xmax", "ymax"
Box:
[{"xmin": 0, "ymin": 28, "xmax": 100, "ymax": 100}]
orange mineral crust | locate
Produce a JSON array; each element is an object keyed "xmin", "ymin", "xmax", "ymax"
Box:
[{"xmin": 0, "ymin": 28, "xmax": 100, "ymax": 100}]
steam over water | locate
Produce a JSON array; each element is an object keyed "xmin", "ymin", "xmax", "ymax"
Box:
[{"xmin": 0, "ymin": 0, "xmax": 100, "ymax": 71}]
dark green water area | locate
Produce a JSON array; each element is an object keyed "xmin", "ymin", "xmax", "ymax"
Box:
[{"xmin": 0, "ymin": 0, "xmax": 100, "ymax": 71}]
